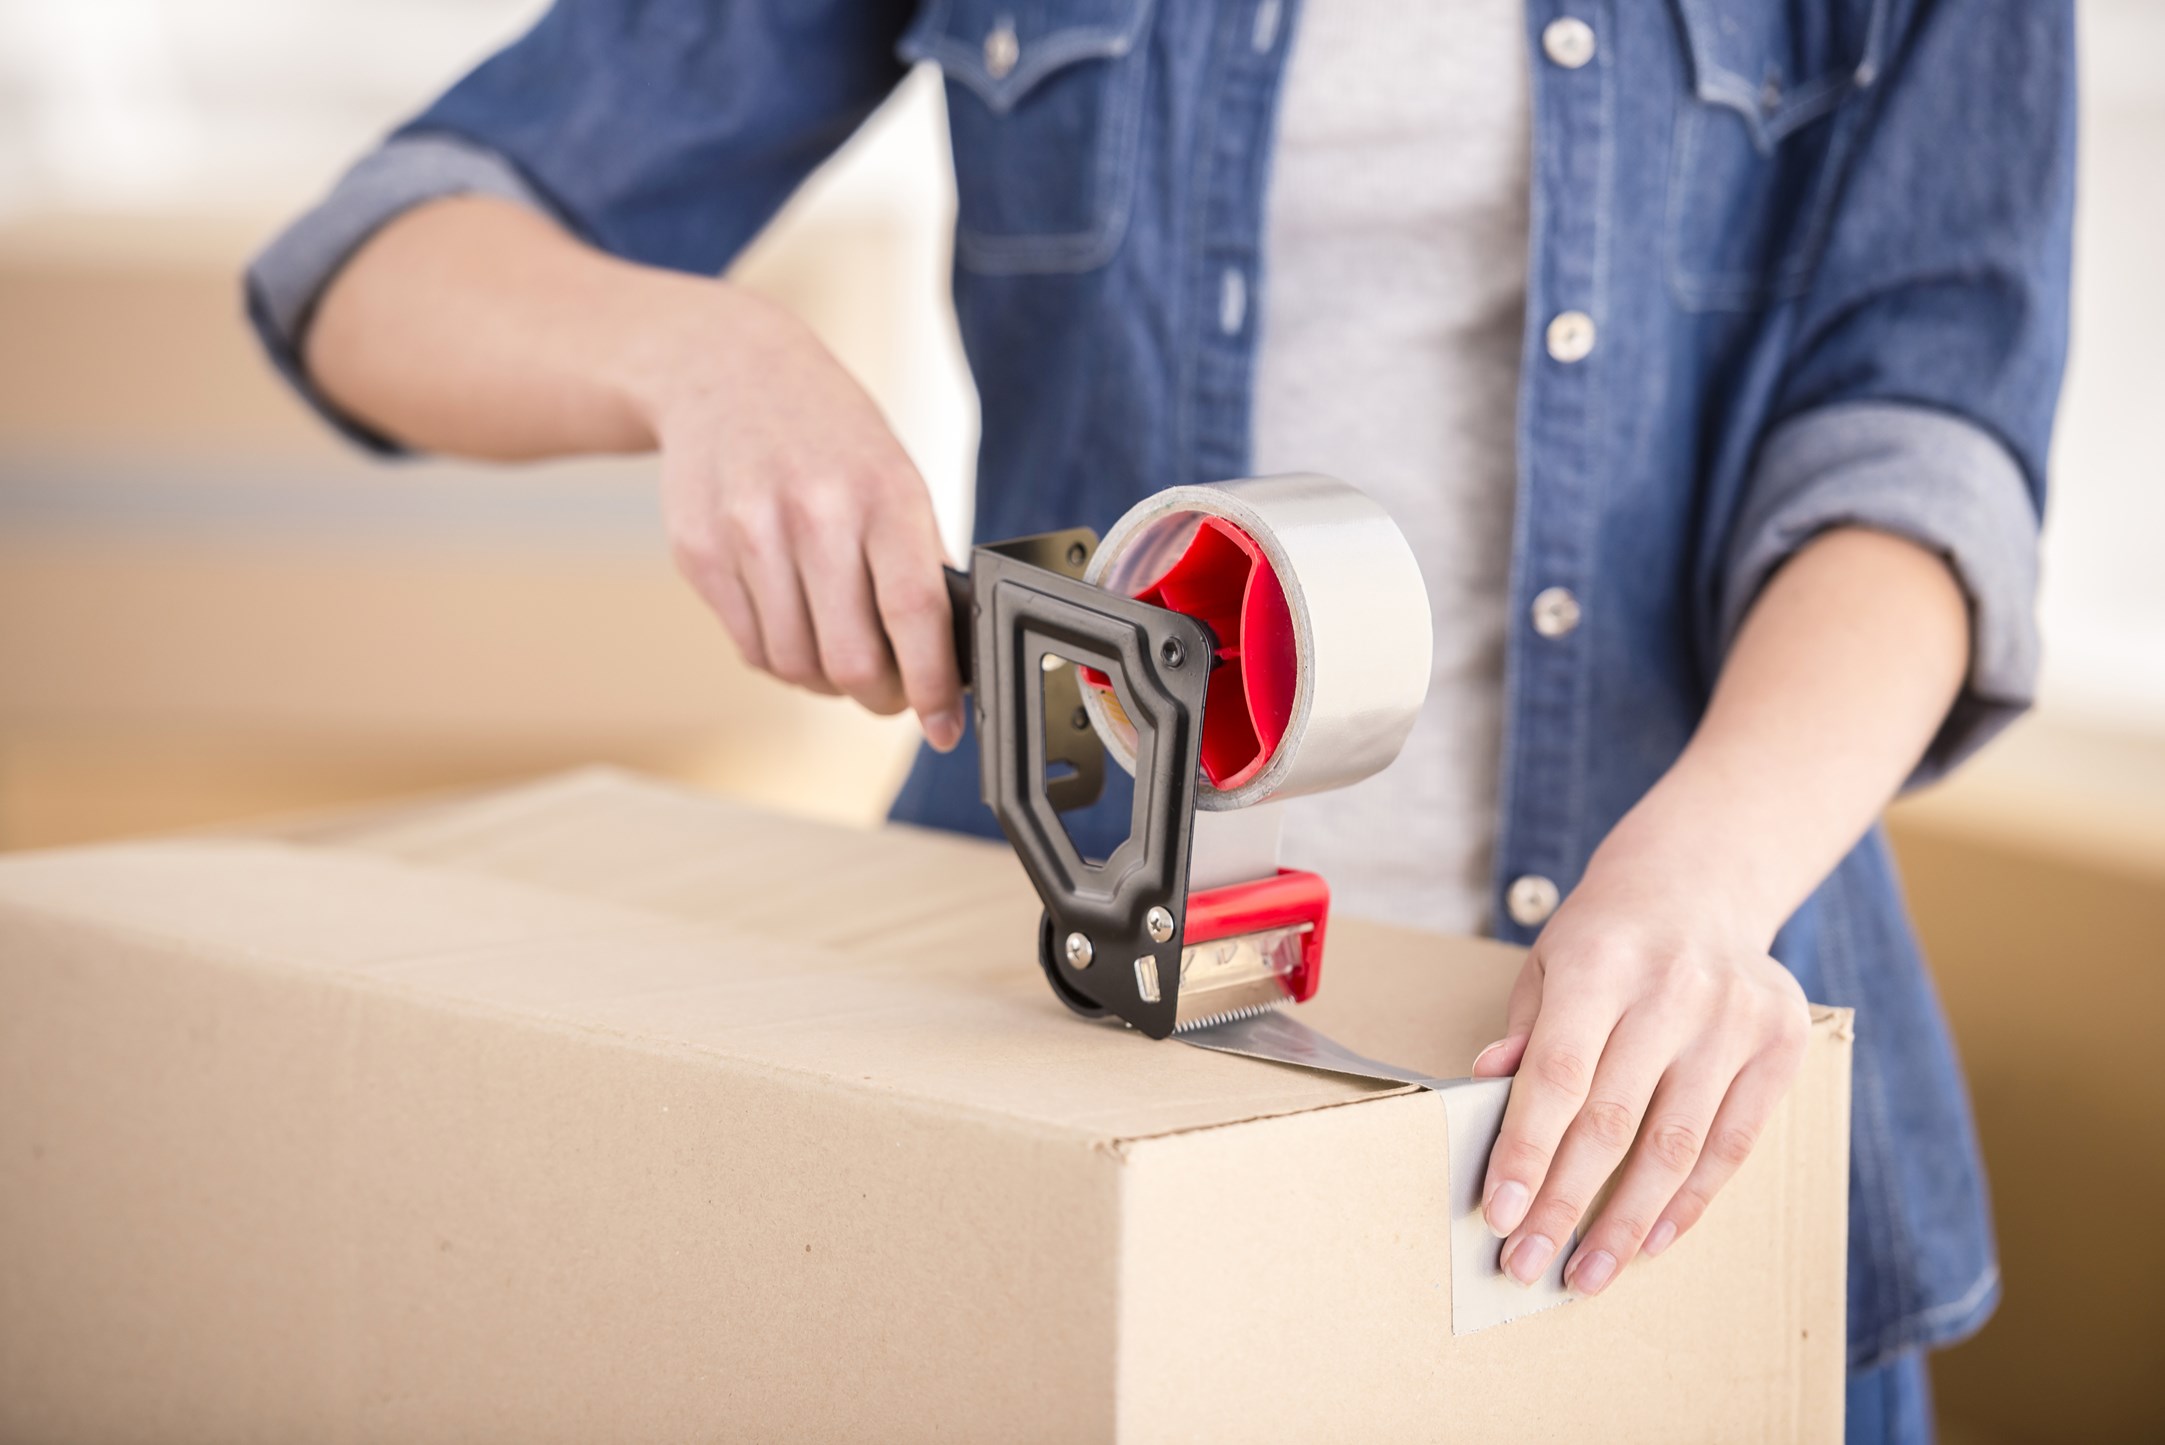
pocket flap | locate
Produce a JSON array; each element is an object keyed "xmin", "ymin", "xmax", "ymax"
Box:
[
  {"xmin": 1670, "ymin": 0, "xmax": 1886, "ymax": 149},
  {"xmin": 900, "ymin": 0, "xmax": 1152, "ymax": 114}
]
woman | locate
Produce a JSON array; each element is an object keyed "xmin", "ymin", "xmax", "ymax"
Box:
[{"xmin": 248, "ymin": 2, "xmax": 2072, "ymax": 1439}]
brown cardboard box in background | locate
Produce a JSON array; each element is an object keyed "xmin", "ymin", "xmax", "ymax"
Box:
[{"xmin": 0, "ymin": 770, "xmax": 1852, "ymax": 1443}]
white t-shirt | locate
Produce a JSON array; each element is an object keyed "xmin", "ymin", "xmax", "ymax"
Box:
[{"xmin": 1254, "ymin": 0, "xmax": 1532, "ymax": 933}]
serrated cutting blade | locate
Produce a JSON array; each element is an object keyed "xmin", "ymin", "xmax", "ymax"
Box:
[{"xmin": 1170, "ymin": 924, "xmax": 1310, "ymax": 1034}]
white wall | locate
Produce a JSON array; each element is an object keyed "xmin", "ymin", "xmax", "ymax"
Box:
[{"xmin": 2038, "ymin": 0, "xmax": 2165, "ymax": 729}]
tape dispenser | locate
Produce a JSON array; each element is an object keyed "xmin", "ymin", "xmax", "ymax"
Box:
[{"xmin": 948, "ymin": 475, "xmax": 1433, "ymax": 1039}]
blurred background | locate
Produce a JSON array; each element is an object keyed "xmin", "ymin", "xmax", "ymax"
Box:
[{"xmin": 0, "ymin": 1, "xmax": 2157, "ymax": 1439}]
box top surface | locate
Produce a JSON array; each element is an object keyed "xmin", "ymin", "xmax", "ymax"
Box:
[{"xmin": 0, "ymin": 770, "xmax": 1567, "ymax": 1141}]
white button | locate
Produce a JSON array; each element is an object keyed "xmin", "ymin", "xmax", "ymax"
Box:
[
  {"xmin": 984, "ymin": 20, "xmax": 1020, "ymax": 80},
  {"xmin": 1219, "ymin": 267, "xmax": 1247, "ymax": 335},
  {"xmin": 1542, "ymin": 17, "xmax": 1596, "ymax": 69},
  {"xmin": 1546, "ymin": 310, "xmax": 1596, "ymax": 363},
  {"xmin": 1506, "ymin": 875, "xmax": 1561, "ymax": 928},
  {"xmin": 1531, "ymin": 586, "xmax": 1582, "ymax": 638}
]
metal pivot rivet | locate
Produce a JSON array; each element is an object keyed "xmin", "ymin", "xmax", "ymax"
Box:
[
  {"xmin": 1071, "ymin": 707, "xmax": 1089, "ymax": 731},
  {"xmin": 1159, "ymin": 637, "xmax": 1186, "ymax": 668},
  {"xmin": 1065, "ymin": 932, "xmax": 1094, "ymax": 968},
  {"xmin": 1145, "ymin": 906, "xmax": 1175, "ymax": 944},
  {"xmin": 1065, "ymin": 541, "xmax": 1088, "ymax": 569}
]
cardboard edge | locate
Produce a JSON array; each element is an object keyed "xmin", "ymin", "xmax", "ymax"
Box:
[{"xmin": 1106, "ymin": 1006, "xmax": 1856, "ymax": 1148}]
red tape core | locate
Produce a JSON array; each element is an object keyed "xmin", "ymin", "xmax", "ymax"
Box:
[{"xmin": 1123, "ymin": 516, "xmax": 1296, "ymax": 790}]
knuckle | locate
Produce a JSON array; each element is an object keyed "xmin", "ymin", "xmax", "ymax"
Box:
[
  {"xmin": 1495, "ymin": 1134, "xmax": 1553, "ymax": 1180},
  {"xmin": 853, "ymin": 462, "xmax": 912, "ymax": 503},
  {"xmin": 1708, "ymin": 1121, "xmax": 1759, "ymax": 1170},
  {"xmin": 880, "ymin": 575, "xmax": 950, "ymax": 625},
  {"xmin": 767, "ymin": 647, "xmax": 825, "ymax": 688},
  {"xmin": 780, "ymin": 483, "xmax": 848, "ymax": 537},
  {"xmin": 1665, "ymin": 1182, "xmax": 1713, "ymax": 1229},
  {"xmin": 1659, "ymin": 956, "xmax": 1718, "ymax": 1005},
  {"xmin": 1597, "ymin": 1209, "xmax": 1653, "ymax": 1248},
  {"xmin": 667, "ymin": 524, "xmax": 723, "ymax": 581},
  {"xmin": 730, "ymin": 634, "xmax": 769, "ymax": 671},
  {"xmin": 1714, "ymin": 983, "xmax": 1766, "ymax": 1026},
  {"xmin": 1531, "ymin": 1191, "xmax": 1588, "ymax": 1236},
  {"xmin": 719, "ymin": 498, "xmax": 777, "ymax": 560},
  {"xmin": 1773, "ymin": 996, "xmax": 1811, "ymax": 1052},
  {"xmin": 825, "ymin": 642, "xmax": 892, "ymax": 693},
  {"xmin": 1532, "ymin": 1046, "xmax": 1593, "ymax": 1097},
  {"xmin": 1644, "ymin": 1118, "xmax": 1705, "ymax": 1174},
  {"xmin": 1578, "ymin": 1097, "xmax": 1638, "ymax": 1153},
  {"xmin": 860, "ymin": 461, "xmax": 925, "ymax": 507}
]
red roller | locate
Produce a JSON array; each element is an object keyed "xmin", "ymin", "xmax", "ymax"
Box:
[{"xmin": 1084, "ymin": 517, "xmax": 1299, "ymax": 790}]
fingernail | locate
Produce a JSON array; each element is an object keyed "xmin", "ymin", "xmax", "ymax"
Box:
[
  {"xmin": 1471, "ymin": 1040, "xmax": 1508, "ymax": 1074},
  {"xmin": 1567, "ymin": 1248, "xmax": 1617, "ymax": 1295},
  {"xmin": 1484, "ymin": 1179, "xmax": 1530, "ymax": 1238},
  {"xmin": 925, "ymin": 709, "xmax": 963, "ymax": 752},
  {"xmin": 1504, "ymin": 1233, "xmax": 1556, "ymax": 1286},
  {"xmin": 1642, "ymin": 1219, "xmax": 1678, "ymax": 1258}
]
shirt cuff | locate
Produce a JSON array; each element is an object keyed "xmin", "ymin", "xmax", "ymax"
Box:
[
  {"xmin": 1718, "ymin": 401, "xmax": 2043, "ymax": 787},
  {"xmin": 243, "ymin": 134, "xmax": 555, "ymax": 455}
]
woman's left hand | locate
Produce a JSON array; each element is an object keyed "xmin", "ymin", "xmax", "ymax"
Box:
[
  {"xmin": 1469, "ymin": 526, "xmax": 1972, "ymax": 1297},
  {"xmin": 1470, "ymin": 819, "xmax": 1812, "ymax": 1297}
]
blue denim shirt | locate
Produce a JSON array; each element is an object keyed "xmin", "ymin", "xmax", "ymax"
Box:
[{"xmin": 248, "ymin": 0, "xmax": 2075, "ymax": 1371}]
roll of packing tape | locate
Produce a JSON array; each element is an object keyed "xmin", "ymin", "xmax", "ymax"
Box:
[{"xmin": 1083, "ymin": 474, "xmax": 1432, "ymax": 811}]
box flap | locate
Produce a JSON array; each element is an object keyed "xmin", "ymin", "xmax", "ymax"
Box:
[
  {"xmin": 293, "ymin": 768, "xmax": 1542, "ymax": 1067},
  {"xmin": 3, "ymin": 765, "xmax": 1538, "ymax": 1142}
]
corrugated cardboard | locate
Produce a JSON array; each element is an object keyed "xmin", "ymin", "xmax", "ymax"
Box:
[{"xmin": 0, "ymin": 769, "xmax": 1851, "ymax": 1442}]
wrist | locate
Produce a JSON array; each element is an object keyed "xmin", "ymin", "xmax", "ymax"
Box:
[
  {"xmin": 1577, "ymin": 768, "xmax": 1795, "ymax": 951},
  {"xmin": 601, "ymin": 273, "xmax": 786, "ymax": 450}
]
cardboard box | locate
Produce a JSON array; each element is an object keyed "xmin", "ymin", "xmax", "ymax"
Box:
[{"xmin": 0, "ymin": 770, "xmax": 1851, "ymax": 1442}]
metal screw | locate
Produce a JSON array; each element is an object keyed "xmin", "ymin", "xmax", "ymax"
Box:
[
  {"xmin": 1159, "ymin": 637, "xmax": 1186, "ymax": 669},
  {"xmin": 1071, "ymin": 707, "xmax": 1089, "ymax": 731},
  {"xmin": 1065, "ymin": 541, "xmax": 1088, "ymax": 569},
  {"xmin": 1145, "ymin": 906, "xmax": 1175, "ymax": 944},
  {"xmin": 1064, "ymin": 932, "xmax": 1094, "ymax": 968}
]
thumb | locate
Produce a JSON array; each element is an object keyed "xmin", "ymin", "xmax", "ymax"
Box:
[{"xmin": 1470, "ymin": 958, "xmax": 1545, "ymax": 1077}]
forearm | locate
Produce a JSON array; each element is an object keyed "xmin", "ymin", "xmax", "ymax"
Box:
[
  {"xmin": 302, "ymin": 195, "xmax": 752, "ymax": 460},
  {"xmin": 1592, "ymin": 525, "xmax": 1970, "ymax": 941}
]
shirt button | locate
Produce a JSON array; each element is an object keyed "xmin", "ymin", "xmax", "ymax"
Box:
[
  {"xmin": 1506, "ymin": 875, "xmax": 1561, "ymax": 928},
  {"xmin": 1545, "ymin": 310, "xmax": 1596, "ymax": 363},
  {"xmin": 1531, "ymin": 586, "xmax": 1582, "ymax": 638},
  {"xmin": 1541, "ymin": 17, "xmax": 1597, "ymax": 69},
  {"xmin": 1219, "ymin": 266, "xmax": 1248, "ymax": 335},
  {"xmin": 984, "ymin": 20, "xmax": 1020, "ymax": 80}
]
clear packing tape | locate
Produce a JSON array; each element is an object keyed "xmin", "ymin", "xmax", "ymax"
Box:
[{"xmin": 1181, "ymin": 1012, "xmax": 1579, "ymax": 1334}]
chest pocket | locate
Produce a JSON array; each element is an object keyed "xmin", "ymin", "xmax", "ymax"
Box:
[
  {"xmin": 900, "ymin": 0, "xmax": 1153, "ymax": 275},
  {"xmin": 1667, "ymin": 0, "xmax": 1887, "ymax": 310}
]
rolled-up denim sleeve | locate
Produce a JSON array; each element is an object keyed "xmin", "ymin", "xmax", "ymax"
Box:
[
  {"xmin": 1720, "ymin": 0, "xmax": 2075, "ymax": 784},
  {"xmin": 245, "ymin": 136, "xmax": 554, "ymax": 454},
  {"xmin": 243, "ymin": 0, "xmax": 915, "ymax": 453},
  {"xmin": 1718, "ymin": 402, "xmax": 2042, "ymax": 784}
]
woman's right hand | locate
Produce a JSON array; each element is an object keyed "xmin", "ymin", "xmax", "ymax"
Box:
[
  {"xmin": 632, "ymin": 284, "xmax": 965, "ymax": 751},
  {"xmin": 307, "ymin": 196, "xmax": 965, "ymax": 752}
]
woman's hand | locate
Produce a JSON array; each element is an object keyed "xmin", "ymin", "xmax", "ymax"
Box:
[
  {"xmin": 636, "ymin": 286, "xmax": 963, "ymax": 750},
  {"xmin": 1467, "ymin": 526, "xmax": 1973, "ymax": 1297},
  {"xmin": 306, "ymin": 196, "xmax": 965, "ymax": 751},
  {"xmin": 1471, "ymin": 814, "xmax": 1811, "ymax": 1296}
]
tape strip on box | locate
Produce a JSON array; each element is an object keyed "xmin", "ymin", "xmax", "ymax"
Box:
[{"xmin": 1181, "ymin": 1011, "xmax": 1577, "ymax": 1334}]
